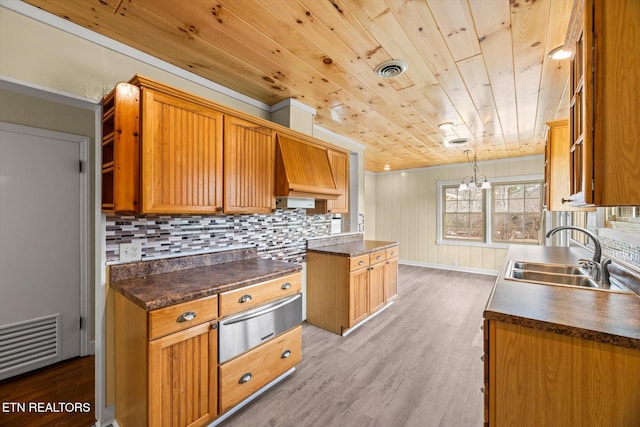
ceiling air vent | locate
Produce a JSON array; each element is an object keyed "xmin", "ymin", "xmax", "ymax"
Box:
[
  {"xmin": 374, "ymin": 60, "xmax": 408, "ymax": 78},
  {"xmin": 449, "ymin": 138, "xmax": 468, "ymax": 145}
]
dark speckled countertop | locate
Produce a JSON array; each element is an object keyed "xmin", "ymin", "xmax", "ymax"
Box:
[
  {"xmin": 485, "ymin": 245, "xmax": 640, "ymax": 350},
  {"xmin": 307, "ymin": 240, "xmax": 398, "ymax": 257},
  {"xmin": 110, "ymin": 248, "xmax": 301, "ymax": 311}
]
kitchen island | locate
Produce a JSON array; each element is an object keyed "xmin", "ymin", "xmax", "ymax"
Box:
[
  {"xmin": 306, "ymin": 233, "xmax": 399, "ymax": 335},
  {"xmin": 483, "ymin": 245, "xmax": 640, "ymax": 427}
]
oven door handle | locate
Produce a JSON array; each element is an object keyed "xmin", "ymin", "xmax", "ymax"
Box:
[{"xmin": 221, "ymin": 293, "xmax": 301, "ymax": 326}]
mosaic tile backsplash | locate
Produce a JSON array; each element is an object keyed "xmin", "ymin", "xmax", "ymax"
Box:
[
  {"xmin": 585, "ymin": 212, "xmax": 640, "ymax": 267},
  {"xmin": 106, "ymin": 209, "xmax": 332, "ymax": 264}
]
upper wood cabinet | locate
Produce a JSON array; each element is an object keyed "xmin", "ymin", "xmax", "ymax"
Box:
[
  {"xmin": 102, "ymin": 75, "xmax": 350, "ymax": 215},
  {"xmin": 141, "ymin": 88, "xmax": 224, "ymax": 214},
  {"xmin": 307, "ymin": 149, "xmax": 350, "ymax": 215},
  {"xmin": 275, "ymin": 133, "xmax": 341, "ymax": 200},
  {"xmin": 101, "ymin": 83, "xmax": 140, "ymax": 213},
  {"xmin": 327, "ymin": 150, "xmax": 349, "ymax": 214},
  {"xmin": 544, "ymin": 120, "xmax": 593, "ymax": 212},
  {"xmin": 566, "ymin": 0, "xmax": 640, "ymax": 206},
  {"xmin": 223, "ymin": 115, "xmax": 275, "ymax": 214}
]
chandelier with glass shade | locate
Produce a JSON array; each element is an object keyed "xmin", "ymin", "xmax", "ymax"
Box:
[{"xmin": 459, "ymin": 150, "xmax": 491, "ymax": 191}]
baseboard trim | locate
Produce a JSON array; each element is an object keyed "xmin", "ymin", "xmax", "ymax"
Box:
[
  {"xmin": 399, "ymin": 259, "xmax": 498, "ymax": 276},
  {"xmin": 342, "ymin": 301, "xmax": 394, "ymax": 337}
]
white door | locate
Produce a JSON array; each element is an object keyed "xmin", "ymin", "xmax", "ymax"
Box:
[{"xmin": 0, "ymin": 123, "xmax": 85, "ymax": 380}]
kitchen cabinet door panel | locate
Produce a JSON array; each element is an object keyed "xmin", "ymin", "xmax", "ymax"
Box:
[
  {"xmin": 224, "ymin": 115, "xmax": 275, "ymax": 213},
  {"xmin": 349, "ymin": 268, "xmax": 369, "ymax": 327},
  {"xmin": 327, "ymin": 150, "xmax": 349, "ymax": 214},
  {"xmin": 368, "ymin": 262, "xmax": 386, "ymax": 314},
  {"xmin": 566, "ymin": 0, "xmax": 640, "ymax": 206},
  {"xmin": 148, "ymin": 322, "xmax": 217, "ymax": 427},
  {"xmin": 488, "ymin": 320, "xmax": 640, "ymax": 427},
  {"xmin": 141, "ymin": 89, "xmax": 223, "ymax": 213}
]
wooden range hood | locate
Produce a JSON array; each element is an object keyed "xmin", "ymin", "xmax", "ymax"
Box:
[{"xmin": 275, "ymin": 134, "xmax": 341, "ymax": 200}]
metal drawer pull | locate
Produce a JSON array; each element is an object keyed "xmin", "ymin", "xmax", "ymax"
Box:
[
  {"xmin": 376, "ymin": 255, "xmax": 381, "ymax": 260},
  {"xmin": 281, "ymin": 282, "xmax": 291, "ymax": 290},
  {"xmin": 281, "ymin": 350, "xmax": 291, "ymax": 359},
  {"xmin": 238, "ymin": 294, "xmax": 252, "ymax": 304},
  {"xmin": 358, "ymin": 260, "xmax": 364, "ymax": 265},
  {"xmin": 177, "ymin": 311, "xmax": 196, "ymax": 323},
  {"xmin": 239, "ymin": 373, "xmax": 252, "ymax": 384}
]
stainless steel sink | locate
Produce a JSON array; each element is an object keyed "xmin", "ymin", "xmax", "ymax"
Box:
[
  {"xmin": 509, "ymin": 269, "xmax": 599, "ymax": 288},
  {"xmin": 505, "ymin": 261, "xmax": 631, "ymax": 292},
  {"xmin": 511, "ymin": 262, "xmax": 586, "ymax": 275}
]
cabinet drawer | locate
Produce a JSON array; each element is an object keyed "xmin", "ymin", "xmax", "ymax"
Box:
[
  {"xmin": 386, "ymin": 246, "xmax": 399, "ymax": 259},
  {"xmin": 369, "ymin": 250, "xmax": 386, "ymax": 264},
  {"xmin": 219, "ymin": 325, "xmax": 302, "ymax": 413},
  {"xmin": 219, "ymin": 273, "xmax": 301, "ymax": 318},
  {"xmin": 349, "ymin": 254, "xmax": 370, "ymax": 271},
  {"xmin": 148, "ymin": 294, "xmax": 218, "ymax": 341}
]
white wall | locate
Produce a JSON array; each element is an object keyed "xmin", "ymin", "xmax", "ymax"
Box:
[
  {"xmin": 370, "ymin": 155, "xmax": 545, "ymax": 273},
  {"xmin": 364, "ymin": 171, "xmax": 377, "ymax": 240}
]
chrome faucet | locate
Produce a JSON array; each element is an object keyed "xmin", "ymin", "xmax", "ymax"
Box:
[{"xmin": 545, "ymin": 226, "xmax": 605, "ymax": 283}]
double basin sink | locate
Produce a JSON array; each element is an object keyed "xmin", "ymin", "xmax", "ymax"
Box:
[{"xmin": 505, "ymin": 261, "xmax": 630, "ymax": 293}]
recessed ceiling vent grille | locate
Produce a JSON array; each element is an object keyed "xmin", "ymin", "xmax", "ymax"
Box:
[
  {"xmin": 449, "ymin": 138, "xmax": 469, "ymax": 145},
  {"xmin": 374, "ymin": 59, "xmax": 408, "ymax": 78},
  {"xmin": 0, "ymin": 314, "xmax": 59, "ymax": 380}
]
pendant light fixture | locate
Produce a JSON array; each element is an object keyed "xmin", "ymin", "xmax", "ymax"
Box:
[{"xmin": 459, "ymin": 150, "xmax": 490, "ymax": 191}]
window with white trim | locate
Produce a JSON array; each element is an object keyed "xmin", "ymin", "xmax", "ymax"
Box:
[
  {"xmin": 442, "ymin": 187, "xmax": 485, "ymax": 241},
  {"xmin": 438, "ymin": 177, "xmax": 544, "ymax": 247},
  {"xmin": 492, "ymin": 182, "xmax": 542, "ymax": 244}
]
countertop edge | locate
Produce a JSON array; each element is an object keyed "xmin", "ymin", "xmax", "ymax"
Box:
[
  {"xmin": 111, "ymin": 263, "xmax": 302, "ymax": 311},
  {"xmin": 483, "ymin": 310, "xmax": 640, "ymax": 351},
  {"xmin": 307, "ymin": 240, "xmax": 398, "ymax": 257},
  {"xmin": 484, "ymin": 245, "xmax": 640, "ymax": 350}
]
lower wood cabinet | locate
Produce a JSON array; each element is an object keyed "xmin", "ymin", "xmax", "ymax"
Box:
[
  {"xmin": 113, "ymin": 274, "xmax": 303, "ymax": 427},
  {"xmin": 307, "ymin": 245, "xmax": 399, "ymax": 335},
  {"xmin": 114, "ymin": 293, "xmax": 219, "ymax": 427},
  {"xmin": 385, "ymin": 247, "xmax": 399, "ymax": 300},
  {"xmin": 218, "ymin": 325, "xmax": 302, "ymax": 413},
  {"xmin": 367, "ymin": 253, "xmax": 387, "ymax": 314},
  {"xmin": 148, "ymin": 323, "xmax": 217, "ymax": 427},
  {"xmin": 485, "ymin": 320, "xmax": 640, "ymax": 426},
  {"xmin": 349, "ymin": 267, "xmax": 369, "ymax": 326}
]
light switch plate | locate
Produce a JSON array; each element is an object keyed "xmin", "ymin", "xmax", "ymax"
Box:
[{"xmin": 120, "ymin": 242, "xmax": 142, "ymax": 263}]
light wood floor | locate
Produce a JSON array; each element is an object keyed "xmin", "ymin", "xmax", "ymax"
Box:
[{"xmin": 218, "ymin": 265, "xmax": 495, "ymax": 427}]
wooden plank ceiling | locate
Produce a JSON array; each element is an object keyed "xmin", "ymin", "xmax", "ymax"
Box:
[{"xmin": 23, "ymin": 0, "xmax": 573, "ymax": 172}]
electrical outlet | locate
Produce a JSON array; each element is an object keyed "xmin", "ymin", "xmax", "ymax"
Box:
[{"xmin": 120, "ymin": 242, "xmax": 142, "ymax": 263}]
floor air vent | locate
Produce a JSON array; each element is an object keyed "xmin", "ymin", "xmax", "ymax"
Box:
[{"xmin": 0, "ymin": 314, "xmax": 59, "ymax": 380}]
